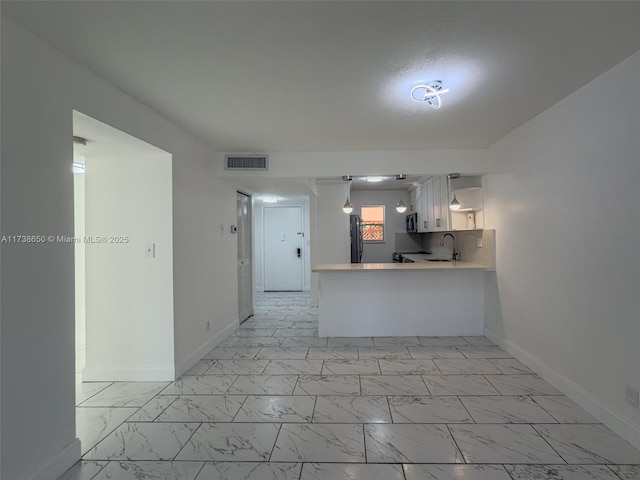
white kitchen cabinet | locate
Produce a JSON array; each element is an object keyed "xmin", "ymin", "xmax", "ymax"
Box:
[
  {"xmin": 417, "ymin": 176, "xmax": 450, "ymax": 233},
  {"xmin": 413, "ymin": 175, "xmax": 484, "ymax": 233},
  {"xmin": 417, "ymin": 180, "xmax": 430, "ymax": 232},
  {"xmin": 432, "ymin": 175, "xmax": 450, "ymax": 232},
  {"xmin": 409, "ymin": 187, "xmax": 418, "ymax": 213}
]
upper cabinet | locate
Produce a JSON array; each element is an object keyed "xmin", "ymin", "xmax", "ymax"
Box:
[{"xmin": 412, "ymin": 175, "xmax": 484, "ymax": 232}]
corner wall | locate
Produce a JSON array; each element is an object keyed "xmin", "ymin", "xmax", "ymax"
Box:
[
  {"xmin": 83, "ymin": 153, "xmax": 174, "ymax": 381},
  {"xmin": 0, "ymin": 18, "xmax": 236, "ymax": 480},
  {"xmin": 484, "ymin": 50, "xmax": 640, "ymax": 447}
]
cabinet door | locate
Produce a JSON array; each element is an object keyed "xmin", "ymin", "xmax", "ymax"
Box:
[
  {"xmin": 419, "ymin": 181, "xmax": 430, "ymax": 232},
  {"xmin": 432, "ymin": 176, "xmax": 441, "ymax": 231},
  {"xmin": 434, "ymin": 175, "xmax": 450, "ymax": 231},
  {"xmin": 409, "ymin": 188, "xmax": 418, "ymax": 213}
]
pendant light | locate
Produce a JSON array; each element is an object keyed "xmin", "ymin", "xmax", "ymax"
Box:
[
  {"xmin": 448, "ymin": 173, "xmax": 461, "ymax": 211},
  {"xmin": 449, "ymin": 194, "xmax": 461, "ymax": 211},
  {"xmin": 342, "ymin": 175, "xmax": 353, "ymax": 214},
  {"xmin": 395, "ymin": 199, "xmax": 407, "ymax": 213}
]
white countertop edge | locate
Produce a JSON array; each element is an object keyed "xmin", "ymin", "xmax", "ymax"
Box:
[{"xmin": 312, "ymin": 262, "xmax": 494, "ymax": 272}]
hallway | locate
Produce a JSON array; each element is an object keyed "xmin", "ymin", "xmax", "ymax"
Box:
[{"xmin": 65, "ymin": 292, "xmax": 640, "ymax": 479}]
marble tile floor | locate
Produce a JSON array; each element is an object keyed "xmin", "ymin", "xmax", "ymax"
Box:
[{"xmin": 62, "ymin": 292, "xmax": 640, "ymax": 479}]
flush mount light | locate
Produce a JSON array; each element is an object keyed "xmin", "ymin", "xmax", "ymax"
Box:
[
  {"xmin": 395, "ymin": 199, "xmax": 407, "ymax": 213},
  {"xmin": 410, "ymin": 81, "xmax": 450, "ymax": 109},
  {"xmin": 263, "ymin": 196, "xmax": 278, "ymax": 203},
  {"xmin": 366, "ymin": 176, "xmax": 384, "ymax": 183},
  {"xmin": 395, "ymin": 174, "xmax": 407, "ymax": 180}
]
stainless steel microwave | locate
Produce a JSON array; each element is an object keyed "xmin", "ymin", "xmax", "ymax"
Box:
[{"xmin": 406, "ymin": 213, "xmax": 418, "ymax": 233}]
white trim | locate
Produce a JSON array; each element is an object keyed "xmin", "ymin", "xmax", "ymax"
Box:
[
  {"xmin": 82, "ymin": 365, "xmax": 175, "ymax": 382},
  {"xmin": 26, "ymin": 438, "xmax": 81, "ymax": 480},
  {"xmin": 174, "ymin": 319, "xmax": 239, "ymax": 378},
  {"xmin": 485, "ymin": 327, "xmax": 640, "ymax": 450}
]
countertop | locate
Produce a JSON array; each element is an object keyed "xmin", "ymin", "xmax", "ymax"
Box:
[
  {"xmin": 313, "ymin": 261, "xmax": 494, "ymax": 272},
  {"xmin": 401, "ymin": 253, "xmax": 436, "ymax": 262}
]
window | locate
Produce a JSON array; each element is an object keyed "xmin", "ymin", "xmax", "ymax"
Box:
[{"xmin": 361, "ymin": 205, "xmax": 384, "ymax": 242}]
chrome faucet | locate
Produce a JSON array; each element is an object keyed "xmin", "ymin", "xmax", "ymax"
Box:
[{"xmin": 440, "ymin": 233, "xmax": 459, "ymax": 261}]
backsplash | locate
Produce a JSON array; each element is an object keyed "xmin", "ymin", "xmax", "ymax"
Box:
[
  {"xmin": 394, "ymin": 232, "xmax": 423, "ymax": 252},
  {"xmin": 420, "ymin": 229, "xmax": 496, "ymax": 267}
]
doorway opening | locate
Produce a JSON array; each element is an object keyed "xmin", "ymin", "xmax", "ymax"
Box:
[
  {"xmin": 73, "ymin": 111, "xmax": 174, "ymax": 386},
  {"xmin": 237, "ymin": 191, "xmax": 253, "ymax": 323}
]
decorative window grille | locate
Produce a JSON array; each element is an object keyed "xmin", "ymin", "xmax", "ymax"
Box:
[{"xmin": 361, "ymin": 205, "xmax": 385, "ymax": 242}]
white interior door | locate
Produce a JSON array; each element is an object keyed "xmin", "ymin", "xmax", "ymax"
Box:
[
  {"xmin": 264, "ymin": 206, "xmax": 303, "ymax": 291},
  {"xmin": 237, "ymin": 192, "xmax": 253, "ymax": 322}
]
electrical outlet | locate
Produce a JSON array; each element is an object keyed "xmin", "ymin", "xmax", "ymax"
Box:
[
  {"xmin": 206, "ymin": 321, "xmax": 211, "ymax": 332},
  {"xmin": 625, "ymin": 385, "xmax": 639, "ymax": 409}
]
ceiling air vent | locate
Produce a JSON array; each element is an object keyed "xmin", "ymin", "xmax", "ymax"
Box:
[{"xmin": 225, "ymin": 154, "xmax": 269, "ymax": 171}]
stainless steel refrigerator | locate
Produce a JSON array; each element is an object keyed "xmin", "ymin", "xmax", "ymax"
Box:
[{"xmin": 350, "ymin": 214, "xmax": 363, "ymax": 263}]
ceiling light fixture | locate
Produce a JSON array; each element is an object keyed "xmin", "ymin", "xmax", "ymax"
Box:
[
  {"xmin": 410, "ymin": 81, "xmax": 450, "ymax": 109},
  {"xmin": 448, "ymin": 173, "xmax": 461, "ymax": 211},
  {"xmin": 395, "ymin": 199, "xmax": 407, "ymax": 213},
  {"xmin": 342, "ymin": 175, "xmax": 353, "ymax": 214},
  {"xmin": 395, "ymin": 174, "xmax": 407, "ymax": 180},
  {"xmin": 366, "ymin": 176, "xmax": 384, "ymax": 183}
]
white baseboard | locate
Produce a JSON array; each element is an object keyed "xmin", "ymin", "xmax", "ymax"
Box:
[
  {"xmin": 25, "ymin": 438, "xmax": 81, "ymax": 480},
  {"xmin": 174, "ymin": 319, "xmax": 239, "ymax": 378},
  {"xmin": 83, "ymin": 365, "xmax": 175, "ymax": 382},
  {"xmin": 485, "ymin": 327, "xmax": 640, "ymax": 450}
]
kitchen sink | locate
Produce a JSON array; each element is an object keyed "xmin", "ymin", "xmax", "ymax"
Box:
[{"xmin": 427, "ymin": 259, "xmax": 451, "ymax": 262}]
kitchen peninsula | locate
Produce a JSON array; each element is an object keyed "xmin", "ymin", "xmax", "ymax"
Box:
[{"xmin": 312, "ymin": 260, "xmax": 494, "ymax": 337}]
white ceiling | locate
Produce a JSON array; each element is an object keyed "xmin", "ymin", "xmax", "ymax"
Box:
[{"xmin": 4, "ymin": 1, "xmax": 640, "ymax": 155}]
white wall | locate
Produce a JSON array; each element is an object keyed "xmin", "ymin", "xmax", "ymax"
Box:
[
  {"xmin": 311, "ymin": 183, "xmax": 350, "ymax": 303},
  {"xmin": 315, "ymin": 183, "xmax": 350, "ymax": 264},
  {"xmin": 84, "ymin": 153, "xmax": 174, "ymax": 381},
  {"xmin": 218, "ymin": 149, "xmax": 492, "ymax": 179},
  {"xmin": 74, "ymin": 173, "xmax": 86, "ymax": 375},
  {"xmin": 350, "ymin": 190, "xmax": 410, "ymax": 263},
  {"xmin": 484, "ymin": 50, "xmax": 640, "ymax": 448},
  {"xmin": 0, "ymin": 18, "xmax": 236, "ymax": 480},
  {"xmin": 253, "ymin": 198, "xmax": 311, "ymax": 292}
]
